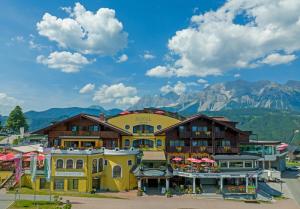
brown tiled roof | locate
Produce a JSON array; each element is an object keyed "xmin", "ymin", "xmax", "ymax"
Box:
[
  {"xmin": 32, "ymin": 113, "xmax": 132, "ymax": 136},
  {"xmin": 154, "ymin": 114, "xmax": 250, "ymax": 135}
]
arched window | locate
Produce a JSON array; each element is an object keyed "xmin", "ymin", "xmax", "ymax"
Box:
[
  {"xmin": 112, "ymin": 165, "xmax": 122, "ymax": 178},
  {"xmin": 133, "ymin": 125, "xmax": 154, "ymax": 134},
  {"xmin": 92, "ymin": 159, "xmax": 97, "ymax": 173},
  {"xmin": 133, "ymin": 139, "xmax": 154, "ymax": 148},
  {"xmin": 98, "ymin": 158, "xmax": 103, "ymax": 172},
  {"xmin": 66, "ymin": 159, "xmax": 73, "ymax": 169},
  {"xmin": 76, "ymin": 160, "xmax": 83, "ymax": 169},
  {"xmin": 125, "ymin": 139, "xmax": 130, "ymax": 147},
  {"xmin": 56, "ymin": 159, "xmax": 64, "ymax": 169},
  {"xmin": 156, "ymin": 139, "xmax": 162, "ymax": 147}
]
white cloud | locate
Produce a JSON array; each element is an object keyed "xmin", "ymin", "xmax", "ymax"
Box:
[
  {"xmin": 37, "ymin": 3, "xmax": 128, "ymax": 56},
  {"xmin": 197, "ymin": 79, "xmax": 208, "ymax": 84},
  {"xmin": 0, "ymin": 93, "xmax": 22, "ymax": 115},
  {"xmin": 147, "ymin": 0, "xmax": 300, "ymax": 78},
  {"xmin": 79, "ymin": 83, "xmax": 95, "ymax": 94},
  {"xmin": 160, "ymin": 81, "xmax": 186, "ymax": 95},
  {"xmin": 143, "ymin": 51, "xmax": 155, "ymax": 60},
  {"xmin": 234, "ymin": 73, "xmax": 241, "ymax": 78},
  {"xmin": 261, "ymin": 53, "xmax": 296, "ymax": 66},
  {"xmin": 146, "ymin": 66, "xmax": 175, "ymax": 77},
  {"xmin": 116, "ymin": 54, "xmax": 128, "ymax": 63},
  {"xmin": 204, "ymin": 84, "xmax": 210, "ymax": 88},
  {"xmin": 93, "ymin": 83, "xmax": 140, "ymax": 107},
  {"xmin": 11, "ymin": 36, "xmax": 25, "ymax": 43},
  {"xmin": 36, "ymin": 51, "xmax": 92, "ymax": 73}
]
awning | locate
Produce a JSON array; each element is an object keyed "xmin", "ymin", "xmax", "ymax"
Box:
[
  {"xmin": 142, "ymin": 151, "xmax": 166, "ymax": 161},
  {"xmin": 0, "ymin": 153, "xmax": 15, "ymax": 161}
]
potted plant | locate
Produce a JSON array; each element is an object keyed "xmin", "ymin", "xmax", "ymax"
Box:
[
  {"xmin": 165, "ymin": 190, "xmax": 172, "ymax": 198},
  {"xmin": 137, "ymin": 189, "xmax": 143, "ymax": 196}
]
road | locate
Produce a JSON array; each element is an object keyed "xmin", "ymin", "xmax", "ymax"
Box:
[{"xmin": 282, "ymin": 170, "xmax": 300, "ymax": 206}]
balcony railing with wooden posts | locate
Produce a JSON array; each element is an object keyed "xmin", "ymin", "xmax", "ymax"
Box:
[
  {"xmin": 49, "ymin": 130, "xmax": 119, "ymax": 139},
  {"xmin": 191, "ymin": 146, "xmax": 213, "ymax": 153},
  {"xmin": 179, "ymin": 131, "xmax": 191, "ymax": 138},
  {"xmin": 191, "ymin": 131, "xmax": 212, "ymax": 138},
  {"xmin": 166, "ymin": 146, "xmax": 191, "ymax": 153},
  {"xmin": 215, "ymin": 146, "xmax": 239, "ymax": 154}
]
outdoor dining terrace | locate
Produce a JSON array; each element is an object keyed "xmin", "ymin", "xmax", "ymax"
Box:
[{"xmin": 171, "ymin": 157, "xmax": 220, "ymax": 173}]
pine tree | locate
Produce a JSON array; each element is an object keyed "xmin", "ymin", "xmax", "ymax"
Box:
[{"xmin": 6, "ymin": 106, "xmax": 28, "ymax": 133}]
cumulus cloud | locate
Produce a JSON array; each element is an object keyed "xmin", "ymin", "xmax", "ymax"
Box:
[
  {"xmin": 160, "ymin": 81, "xmax": 186, "ymax": 95},
  {"xmin": 197, "ymin": 79, "xmax": 208, "ymax": 84},
  {"xmin": 116, "ymin": 54, "xmax": 128, "ymax": 63},
  {"xmin": 147, "ymin": 0, "xmax": 300, "ymax": 78},
  {"xmin": 79, "ymin": 83, "xmax": 95, "ymax": 94},
  {"xmin": 37, "ymin": 2, "xmax": 128, "ymax": 56},
  {"xmin": 93, "ymin": 83, "xmax": 140, "ymax": 107},
  {"xmin": 146, "ymin": 66, "xmax": 175, "ymax": 77},
  {"xmin": 0, "ymin": 93, "xmax": 22, "ymax": 115},
  {"xmin": 36, "ymin": 51, "xmax": 92, "ymax": 73},
  {"xmin": 234, "ymin": 73, "xmax": 241, "ymax": 78},
  {"xmin": 261, "ymin": 53, "xmax": 296, "ymax": 66},
  {"xmin": 143, "ymin": 51, "xmax": 155, "ymax": 60}
]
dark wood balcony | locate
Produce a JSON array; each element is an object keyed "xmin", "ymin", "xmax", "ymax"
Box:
[
  {"xmin": 179, "ymin": 131, "xmax": 191, "ymax": 138},
  {"xmin": 191, "ymin": 131, "xmax": 212, "ymax": 138},
  {"xmin": 49, "ymin": 130, "xmax": 118, "ymax": 139},
  {"xmin": 191, "ymin": 146, "xmax": 213, "ymax": 153},
  {"xmin": 166, "ymin": 146, "xmax": 191, "ymax": 153},
  {"xmin": 215, "ymin": 146, "xmax": 239, "ymax": 154},
  {"xmin": 215, "ymin": 131, "xmax": 225, "ymax": 138}
]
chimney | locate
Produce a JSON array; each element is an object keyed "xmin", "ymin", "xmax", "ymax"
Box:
[{"xmin": 99, "ymin": 113, "xmax": 106, "ymax": 121}]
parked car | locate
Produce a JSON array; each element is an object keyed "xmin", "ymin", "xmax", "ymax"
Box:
[{"xmin": 286, "ymin": 166, "xmax": 299, "ymax": 171}]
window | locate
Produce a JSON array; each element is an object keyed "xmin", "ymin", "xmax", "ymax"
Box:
[
  {"xmin": 89, "ymin": 125, "xmax": 99, "ymax": 132},
  {"xmin": 92, "ymin": 159, "xmax": 97, "ymax": 173},
  {"xmin": 98, "ymin": 158, "xmax": 103, "ymax": 172},
  {"xmin": 133, "ymin": 125, "xmax": 154, "ymax": 134},
  {"xmin": 128, "ymin": 160, "xmax": 132, "ymax": 166},
  {"xmin": 245, "ymin": 161, "xmax": 253, "ymax": 168},
  {"xmin": 220, "ymin": 161, "xmax": 228, "ymax": 168},
  {"xmin": 133, "ymin": 139, "xmax": 154, "ymax": 148},
  {"xmin": 104, "ymin": 160, "xmax": 108, "ymax": 166},
  {"xmin": 169, "ymin": 140, "xmax": 184, "ymax": 147},
  {"xmin": 124, "ymin": 139, "xmax": 130, "ymax": 147},
  {"xmin": 82, "ymin": 141, "xmax": 95, "ymax": 147},
  {"xmin": 39, "ymin": 178, "xmax": 49, "ymax": 189},
  {"xmin": 71, "ymin": 125, "xmax": 78, "ymax": 132},
  {"xmin": 56, "ymin": 159, "xmax": 64, "ymax": 169},
  {"xmin": 156, "ymin": 139, "xmax": 162, "ymax": 147},
  {"xmin": 192, "ymin": 126, "xmax": 208, "ymax": 132},
  {"xmin": 54, "ymin": 179, "xmax": 64, "ymax": 190},
  {"xmin": 125, "ymin": 125, "xmax": 130, "ymax": 130},
  {"xmin": 66, "ymin": 159, "xmax": 73, "ymax": 169},
  {"xmin": 76, "ymin": 160, "xmax": 83, "ymax": 169},
  {"xmin": 68, "ymin": 179, "xmax": 78, "ymax": 190},
  {"xmin": 64, "ymin": 141, "xmax": 79, "ymax": 148},
  {"xmin": 157, "ymin": 125, "xmax": 162, "ymax": 130},
  {"xmin": 229, "ymin": 161, "xmax": 243, "ymax": 168},
  {"xmin": 192, "ymin": 140, "xmax": 208, "ymax": 146},
  {"xmin": 218, "ymin": 139, "xmax": 231, "ymax": 147},
  {"xmin": 112, "ymin": 165, "xmax": 122, "ymax": 178}
]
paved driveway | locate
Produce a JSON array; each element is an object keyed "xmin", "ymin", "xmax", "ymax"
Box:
[{"xmin": 282, "ymin": 170, "xmax": 300, "ymax": 207}]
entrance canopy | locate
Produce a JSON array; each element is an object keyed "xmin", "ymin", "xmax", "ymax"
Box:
[{"xmin": 142, "ymin": 151, "xmax": 166, "ymax": 161}]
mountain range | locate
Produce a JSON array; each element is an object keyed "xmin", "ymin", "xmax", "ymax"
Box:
[
  {"xmin": 132, "ymin": 80, "xmax": 300, "ymax": 115},
  {"xmin": 1, "ymin": 79, "xmax": 300, "ymax": 142}
]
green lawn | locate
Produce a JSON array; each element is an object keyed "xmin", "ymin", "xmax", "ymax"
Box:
[
  {"xmin": 286, "ymin": 161, "xmax": 300, "ymax": 167},
  {"xmin": 8, "ymin": 200, "xmax": 57, "ymax": 209},
  {"xmin": 8, "ymin": 187, "xmax": 125, "ymax": 199}
]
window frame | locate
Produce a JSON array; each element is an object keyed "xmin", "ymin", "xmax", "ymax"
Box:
[
  {"xmin": 75, "ymin": 159, "xmax": 84, "ymax": 169},
  {"xmin": 112, "ymin": 165, "xmax": 122, "ymax": 178},
  {"xmin": 66, "ymin": 159, "xmax": 74, "ymax": 169},
  {"xmin": 56, "ymin": 159, "xmax": 64, "ymax": 169}
]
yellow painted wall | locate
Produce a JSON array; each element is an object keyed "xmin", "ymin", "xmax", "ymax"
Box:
[
  {"xmin": 108, "ymin": 113, "xmax": 180, "ymax": 150},
  {"xmin": 108, "ymin": 113, "xmax": 180, "ymax": 134},
  {"xmin": 101, "ymin": 154, "xmax": 137, "ymax": 191},
  {"xmin": 0, "ymin": 171, "xmax": 13, "ymax": 184}
]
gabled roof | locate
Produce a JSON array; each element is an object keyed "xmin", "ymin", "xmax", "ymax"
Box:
[
  {"xmin": 31, "ymin": 113, "xmax": 132, "ymax": 135},
  {"xmin": 154, "ymin": 113, "xmax": 250, "ymax": 135}
]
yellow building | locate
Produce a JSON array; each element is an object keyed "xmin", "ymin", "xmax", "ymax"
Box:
[
  {"xmin": 107, "ymin": 111, "xmax": 181, "ymax": 150},
  {"xmin": 23, "ymin": 148, "xmax": 139, "ymax": 193}
]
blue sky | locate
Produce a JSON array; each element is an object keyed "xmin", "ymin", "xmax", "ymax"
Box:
[{"xmin": 1, "ymin": 0, "xmax": 300, "ymax": 115}]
